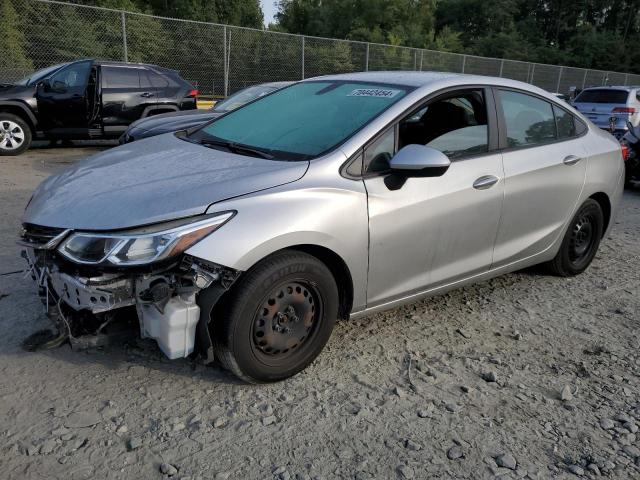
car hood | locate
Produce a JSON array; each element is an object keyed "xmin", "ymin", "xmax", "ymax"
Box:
[
  {"xmin": 129, "ymin": 110, "xmax": 220, "ymax": 133},
  {"xmin": 23, "ymin": 133, "xmax": 309, "ymax": 230},
  {"xmin": 0, "ymin": 83, "xmax": 33, "ymax": 97}
]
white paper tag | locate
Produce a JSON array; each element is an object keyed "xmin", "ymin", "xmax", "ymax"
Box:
[{"xmin": 348, "ymin": 88, "xmax": 400, "ymax": 98}]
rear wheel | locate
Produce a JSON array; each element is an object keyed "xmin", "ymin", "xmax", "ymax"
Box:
[
  {"xmin": 546, "ymin": 199, "xmax": 603, "ymax": 276},
  {"xmin": 212, "ymin": 251, "xmax": 338, "ymax": 383},
  {"xmin": 0, "ymin": 114, "xmax": 31, "ymax": 156}
]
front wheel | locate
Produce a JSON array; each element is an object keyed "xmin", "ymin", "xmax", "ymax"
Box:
[
  {"xmin": 546, "ymin": 199, "xmax": 604, "ymax": 276},
  {"xmin": 0, "ymin": 114, "xmax": 32, "ymax": 156},
  {"xmin": 212, "ymin": 251, "xmax": 339, "ymax": 383}
]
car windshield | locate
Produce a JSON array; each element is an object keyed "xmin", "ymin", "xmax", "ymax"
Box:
[
  {"xmin": 574, "ymin": 89, "xmax": 629, "ymax": 104},
  {"xmin": 190, "ymin": 81, "xmax": 412, "ymax": 161},
  {"xmin": 15, "ymin": 63, "xmax": 68, "ymax": 86},
  {"xmin": 212, "ymin": 85, "xmax": 280, "ymax": 113}
]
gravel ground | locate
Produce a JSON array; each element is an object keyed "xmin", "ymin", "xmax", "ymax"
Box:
[{"xmin": 0, "ymin": 147, "xmax": 639, "ymax": 480}]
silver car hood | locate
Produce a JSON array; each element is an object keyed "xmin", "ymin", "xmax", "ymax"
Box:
[{"xmin": 23, "ymin": 133, "xmax": 309, "ymax": 230}]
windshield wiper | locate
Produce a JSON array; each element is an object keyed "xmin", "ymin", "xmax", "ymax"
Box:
[{"xmin": 199, "ymin": 138, "xmax": 274, "ymax": 159}]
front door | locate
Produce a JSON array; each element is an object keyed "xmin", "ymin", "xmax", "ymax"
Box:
[
  {"xmin": 364, "ymin": 88, "xmax": 505, "ymax": 307},
  {"xmin": 36, "ymin": 60, "xmax": 92, "ymax": 135}
]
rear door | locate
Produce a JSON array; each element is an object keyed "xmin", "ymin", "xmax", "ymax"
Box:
[
  {"xmin": 492, "ymin": 89, "xmax": 587, "ymax": 267},
  {"xmin": 101, "ymin": 65, "xmax": 157, "ymax": 134}
]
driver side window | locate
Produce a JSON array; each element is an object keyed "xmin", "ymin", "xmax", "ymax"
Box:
[
  {"xmin": 49, "ymin": 61, "xmax": 91, "ymax": 90},
  {"xmin": 398, "ymin": 89, "xmax": 489, "ymax": 159}
]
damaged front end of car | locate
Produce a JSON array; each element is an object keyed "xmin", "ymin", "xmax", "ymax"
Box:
[{"xmin": 19, "ymin": 213, "xmax": 239, "ymax": 361}]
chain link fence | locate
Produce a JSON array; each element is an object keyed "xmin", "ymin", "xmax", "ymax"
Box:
[{"xmin": 5, "ymin": 0, "xmax": 640, "ymax": 98}]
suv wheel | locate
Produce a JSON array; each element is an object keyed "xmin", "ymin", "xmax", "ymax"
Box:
[
  {"xmin": 546, "ymin": 199, "xmax": 604, "ymax": 276},
  {"xmin": 0, "ymin": 114, "xmax": 31, "ymax": 156},
  {"xmin": 212, "ymin": 251, "xmax": 339, "ymax": 383}
]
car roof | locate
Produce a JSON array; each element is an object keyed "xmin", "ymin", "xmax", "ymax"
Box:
[
  {"xmin": 262, "ymin": 81, "xmax": 294, "ymax": 88},
  {"xmin": 582, "ymin": 86, "xmax": 634, "ymax": 91},
  {"xmin": 301, "ymin": 70, "xmax": 559, "ymax": 96}
]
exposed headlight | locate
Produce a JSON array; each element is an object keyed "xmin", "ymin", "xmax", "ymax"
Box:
[{"xmin": 58, "ymin": 212, "xmax": 234, "ymax": 266}]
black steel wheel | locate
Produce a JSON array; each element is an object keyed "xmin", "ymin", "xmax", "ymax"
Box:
[
  {"xmin": 212, "ymin": 250, "xmax": 338, "ymax": 383},
  {"xmin": 546, "ymin": 199, "xmax": 604, "ymax": 276}
]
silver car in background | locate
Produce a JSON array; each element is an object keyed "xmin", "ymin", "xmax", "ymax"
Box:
[
  {"xmin": 572, "ymin": 86, "xmax": 640, "ymax": 138},
  {"xmin": 20, "ymin": 72, "xmax": 624, "ymax": 383}
]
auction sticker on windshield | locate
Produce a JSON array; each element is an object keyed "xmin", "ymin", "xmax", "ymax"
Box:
[{"xmin": 348, "ymin": 88, "xmax": 401, "ymax": 98}]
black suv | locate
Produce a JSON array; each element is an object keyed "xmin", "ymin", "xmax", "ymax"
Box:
[{"xmin": 0, "ymin": 59, "xmax": 197, "ymax": 155}]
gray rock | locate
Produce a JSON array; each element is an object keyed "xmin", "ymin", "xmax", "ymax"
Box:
[
  {"xmin": 586, "ymin": 463, "xmax": 601, "ymax": 475},
  {"xmin": 602, "ymin": 461, "xmax": 615, "ymax": 471},
  {"xmin": 393, "ymin": 386, "xmax": 406, "ymax": 398},
  {"xmin": 213, "ymin": 417, "xmax": 226, "ymax": 428},
  {"xmin": 623, "ymin": 445, "xmax": 640, "ymax": 458},
  {"xmin": 39, "ymin": 439, "xmax": 58, "ymax": 455},
  {"xmin": 262, "ymin": 415, "xmax": 277, "ymax": 426},
  {"xmin": 600, "ymin": 418, "xmax": 615, "ymax": 430},
  {"xmin": 568, "ymin": 465, "xmax": 584, "ymax": 476},
  {"xmin": 397, "ymin": 464, "xmax": 414, "ymax": 479},
  {"xmin": 160, "ymin": 463, "xmax": 178, "ymax": 476},
  {"xmin": 64, "ymin": 411, "xmax": 102, "ymax": 428},
  {"xmin": 624, "ymin": 422, "xmax": 639, "ymax": 433},
  {"xmin": 616, "ymin": 413, "xmax": 632, "ymax": 423},
  {"xmin": 461, "ymin": 385, "xmax": 472, "ymax": 393},
  {"xmin": 482, "ymin": 371, "xmax": 497, "ymax": 383},
  {"xmin": 127, "ymin": 437, "xmax": 143, "ymax": 451},
  {"xmin": 560, "ymin": 385, "xmax": 574, "ymax": 402},
  {"xmin": 26, "ymin": 444, "xmax": 39, "ymax": 456},
  {"xmin": 405, "ymin": 439, "xmax": 422, "ymax": 451},
  {"xmin": 447, "ymin": 445, "xmax": 463, "ymax": 460},
  {"xmin": 495, "ymin": 453, "xmax": 517, "ymax": 470},
  {"xmin": 272, "ymin": 466, "xmax": 287, "ymax": 476}
]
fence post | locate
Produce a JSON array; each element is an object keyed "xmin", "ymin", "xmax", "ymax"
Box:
[
  {"xmin": 461, "ymin": 54, "xmax": 466, "ymax": 73},
  {"xmin": 301, "ymin": 36, "xmax": 305, "ymax": 79},
  {"xmin": 499, "ymin": 58, "xmax": 504, "ymax": 77},
  {"xmin": 582, "ymin": 69, "xmax": 588, "ymax": 89},
  {"xmin": 365, "ymin": 43, "xmax": 370, "ymax": 71},
  {"xmin": 413, "ymin": 50, "xmax": 417, "ymax": 71},
  {"xmin": 603, "ymin": 71, "xmax": 608, "ymax": 86},
  {"xmin": 529, "ymin": 63, "xmax": 536, "ymax": 84},
  {"xmin": 419, "ymin": 50, "xmax": 424, "ymax": 71},
  {"xmin": 625, "ymin": 73, "xmax": 629, "ymax": 86},
  {"xmin": 223, "ymin": 26, "xmax": 228, "ymax": 97},
  {"xmin": 121, "ymin": 11, "xmax": 128, "ymax": 62},
  {"xmin": 556, "ymin": 66, "xmax": 563, "ymax": 93}
]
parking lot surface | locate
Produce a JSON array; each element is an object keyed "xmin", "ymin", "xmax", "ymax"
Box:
[{"xmin": 1, "ymin": 147, "xmax": 639, "ymax": 479}]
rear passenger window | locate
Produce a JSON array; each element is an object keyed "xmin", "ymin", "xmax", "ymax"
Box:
[
  {"xmin": 499, "ymin": 90, "xmax": 556, "ymax": 147},
  {"xmin": 553, "ymin": 105, "xmax": 576, "ymax": 139},
  {"xmin": 147, "ymin": 71, "xmax": 169, "ymax": 88},
  {"xmin": 103, "ymin": 67, "xmax": 141, "ymax": 88}
]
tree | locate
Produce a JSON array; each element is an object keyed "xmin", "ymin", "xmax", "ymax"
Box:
[{"xmin": 0, "ymin": 0, "xmax": 33, "ymax": 79}]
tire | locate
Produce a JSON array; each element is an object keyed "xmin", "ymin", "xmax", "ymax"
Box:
[
  {"xmin": 212, "ymin": 250, "xmax": 339, "ymax": 383},
  {"xmin": 0, "ymin": 113, "xmax": 32, "ymax": 156},
  {"xmin": 546, "ymin": 199, "xmax": 604, "ymax": 277}
]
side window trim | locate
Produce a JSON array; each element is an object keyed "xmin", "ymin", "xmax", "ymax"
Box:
[{"xmin": 493, "ymin": 86, "xmax": 588, "ymax": 152}]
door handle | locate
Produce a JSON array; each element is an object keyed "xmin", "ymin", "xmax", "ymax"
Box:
[
  {"xmin": 563, "ymin": 155, "xmax": 581, "ymax": 165},
  {"xmin": 140, "ymin": 92, "xmax": 154, "ymax": 98},
  {"xmin": 473, "ymin": 175, "xmax": 499, "ymax": 190}
]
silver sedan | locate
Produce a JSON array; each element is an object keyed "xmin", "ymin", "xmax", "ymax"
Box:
[{"xmin": 21, "ymin": 72, "xmax": 624, "ymax": 382}]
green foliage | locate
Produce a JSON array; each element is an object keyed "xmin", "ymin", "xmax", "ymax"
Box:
[
  {"xmin": 0, "ymin": 0, "xmax": 32, "ymax": 73},
  {"xmin": 275, "ymin": 0, "xmax": 640, "ymax": 73}
]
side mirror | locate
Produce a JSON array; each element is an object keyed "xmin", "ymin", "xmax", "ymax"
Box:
[
  {"xmin": 39, "ymin": 78, "xmax": 51, "ymax": 92},
  {"xmin": 389, "ymin": 144, "xmax": 451, "ymax": 176},
  {"xmin": 51, "ymin": 80, "xmax": 67, "ymax": 93}
]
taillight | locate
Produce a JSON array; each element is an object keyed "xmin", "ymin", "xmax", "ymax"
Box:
[
  {"xmin": 621, "ymin": 144, "xmax": 629, "ymax": 161},
  {"xmin": 613, "ymin": 107, "xmax": 636, "ymax": 114},
  {"xmin": 186, "ymin": 89, "xmax": 199, "ymax": 98}
]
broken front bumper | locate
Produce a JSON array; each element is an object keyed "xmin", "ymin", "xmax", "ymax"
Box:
[{"xmin": 21, "ymin": 232, "xmax": 238, "ymax": 360}]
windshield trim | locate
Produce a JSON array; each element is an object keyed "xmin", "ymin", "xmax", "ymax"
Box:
[{"xmin": 187, "ymin": 80, "xmax": 416, "ymax": 162}]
